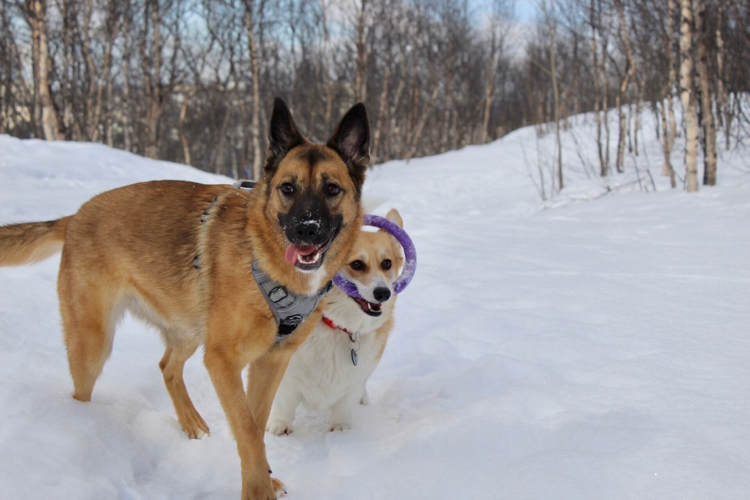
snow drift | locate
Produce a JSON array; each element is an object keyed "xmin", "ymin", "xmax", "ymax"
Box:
[{"xmin": 1, "ymin": 110, "xmax": 749, "ymax": 499}]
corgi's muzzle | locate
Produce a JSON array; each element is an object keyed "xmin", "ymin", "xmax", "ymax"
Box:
[{"xmin": 350, "ymin": 285, "xmax": 392, "ymax": 317}]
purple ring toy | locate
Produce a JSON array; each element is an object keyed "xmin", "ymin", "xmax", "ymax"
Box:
[{"xmin": 332, "ymin": 214, "xmax": 417, "ymax": 299}]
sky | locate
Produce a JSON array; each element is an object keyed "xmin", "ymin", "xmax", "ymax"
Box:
[{"xmin": 515, "ymin": 0, "xmax": 538, "ymax": 22}]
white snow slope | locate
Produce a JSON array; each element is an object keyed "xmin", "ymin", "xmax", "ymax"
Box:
[{"xmin": 1, "ymin": 111, "xmax": 749, "ymax": 500}]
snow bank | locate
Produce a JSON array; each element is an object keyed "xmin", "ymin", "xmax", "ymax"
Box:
[{"xmin": 1, "ymin": 110, "xmax": 749, "ymax": 500}]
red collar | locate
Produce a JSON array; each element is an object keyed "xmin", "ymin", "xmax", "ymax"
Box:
[{"xmin": 322, "ymin": 315, "xmax": 357, "ymax": 339}]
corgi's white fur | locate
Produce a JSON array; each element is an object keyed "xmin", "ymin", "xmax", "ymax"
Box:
[{"xmin": 267, "ymin": 209, "xmax": 404, "ymax": 434}]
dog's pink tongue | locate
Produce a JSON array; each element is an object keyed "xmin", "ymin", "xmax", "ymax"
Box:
[{"xmin": 285, "ymin": 244, "xmax": 318, "ymax": 265}]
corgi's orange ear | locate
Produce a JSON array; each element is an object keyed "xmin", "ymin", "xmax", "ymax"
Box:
[
  {"xmin": 382, "ymin": 209, "xmax": 404, "ymax": 266},
  {"xmin": 384, "ymin": 208, "xmax": 403, "ymax": 228}
]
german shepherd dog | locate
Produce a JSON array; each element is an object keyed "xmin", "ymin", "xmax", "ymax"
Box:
[{"xmin": 0, "ymin": 98, "xmax": 370, "ymax": 499}]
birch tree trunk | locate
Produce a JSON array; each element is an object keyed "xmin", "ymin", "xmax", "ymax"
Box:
[
  {"xmin": 659, "ymin": 98, "xmax": 676, "ymax": 188},
  {"xmin": 1, "ymin": 0, "xmax": 21, "ymax": 134},
  {"xmin": 82, "ymin": 0, "xmax": 118, "ymax": 143},
  {"xmin": 679, "ymin": 0, "xmax": 699, "ymax": 192},
  {"xmin": 59, "ymin": 0, "xmax": 75, "ymax": 140},
  {"xmin": 320, "ymin": 2, "xmax": 333, "ymax": 131},
  {"xmin": 82, "ymin": 0, "xmax": 97, "ymax": 141},
  {"xmin": 105, "ymin": 67, "xmax": 114, "ymax": 147},
  {"xmin": 404, "ymin": 83, "xmax": 440, "ymax": 162},
  {"xmin": 371, "ymin": 66, "xmax": 389, "ymax": 163},
  {"xmin": 480, "ymin": 28, "xmax": 497, "ymax": 144},
  {"xmin": 667, "ymin": 1, "xmax": 678, "ymax": 164},
  {"xmin": 121, "ymin": 0, "xmax": 133, "ymax": 152},
  {"xmin": 602, "ymin": 38, "xmax": 611, "ymax": 172},
  {"xmin": 572, "ymin": 33, "xmax": 580, "ymax": 120},
  {"xmin": 615, "ymin": 0, "xmax": 636, "ymax": 173},
  {"xmin": 661, "ymin": 0, "xmax": 677, "ymax": 181},
  {"xmin": 541, "ymin": 0, "xmax": 563, "ymax": 191},
  {"xmin": 715, "ymin": 1, "xmax": 729, "ymax": 149},
  {"xmin": 354, "ymin": 0, "xmax": 368, "ymax": 102},
  {"xmin": 142, "ymin": 0, "xmax": 163, "ymax": 159},
  {"xmin": 440, "ymin": 62, "xmax": 454, "ymax": 153},
  {"xmin": 28, "ymin": 0, "xmax": 61, "ymax": 140},
  {"xmin": 385, "ymin": 66, "xmax": 407, "ymax": 162},
  {"xmin": 179, "ymin": 87, "xmax": 198, "ymax": 166},
  {"xmin": 590, "ymin": 0, "xmax": 606, "ymax": 176},
  {"xmin": 243, "ymin": 0, "xmax": 262, "ymax": 180},
  {"xmin": 694, "ymin": 0, "xmax": 716, "ymax": 186}
]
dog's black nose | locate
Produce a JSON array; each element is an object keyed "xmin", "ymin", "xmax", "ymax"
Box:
[
  {"xmin": 373, "ymin": 287, "xmax": 391, "ymax": 303},
  {"xmin": 294, "ymin": 220, "xmax": 320, "ymax": 241}
]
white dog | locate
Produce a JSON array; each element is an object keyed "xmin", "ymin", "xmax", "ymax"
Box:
[{"xmin": 267, "ymin": 209, "xmax": 404, "ymax": 434}]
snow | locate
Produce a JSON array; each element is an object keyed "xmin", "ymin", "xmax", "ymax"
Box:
[{"xmin": 1, "ymin": 109, "xmax": 750, "ymax": 500}]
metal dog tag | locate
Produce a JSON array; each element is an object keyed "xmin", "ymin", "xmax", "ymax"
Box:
[{"xmin": 349, "ymin": 331, "xmax": 360, "ymax": 367}]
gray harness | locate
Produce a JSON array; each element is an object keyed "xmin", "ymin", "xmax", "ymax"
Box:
[{"xmin": 251, "ymin": 261, "xmax": 333, "ymax": 338}]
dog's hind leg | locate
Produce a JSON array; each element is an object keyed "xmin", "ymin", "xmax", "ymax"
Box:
[
  {"xmin": 58, "ymin": 270, "xmax": 117, "ymax": 402},
  {"xmin": 159, "ymin": 344, "xmax": 209, "ymax": 439}
]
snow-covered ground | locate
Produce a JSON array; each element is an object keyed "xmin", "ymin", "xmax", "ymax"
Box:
[{"xmin": 1, "ymin": 110, "xmax": 749, "ymax": 500}]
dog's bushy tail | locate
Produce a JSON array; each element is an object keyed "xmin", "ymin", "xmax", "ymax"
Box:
[{"xmin": 0, "ymin": 217, "xmax": 71, "ymax": 266}]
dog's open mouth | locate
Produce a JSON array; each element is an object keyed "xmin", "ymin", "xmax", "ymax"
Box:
[
  {"xmin": 350, "ymin": 296, "xmax": 383, "ymax": 317},
  {"xmin": 285, "ymin": 238, "xmax": 333, "ymax": 271}
]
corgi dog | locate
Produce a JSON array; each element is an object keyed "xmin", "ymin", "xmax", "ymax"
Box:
[{"xmin": 267, "ymin": 208, "xmax": 404, "ymax": 434}]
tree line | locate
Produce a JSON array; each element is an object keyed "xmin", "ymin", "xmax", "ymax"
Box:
[{"xmin": 0, "ymin": 0, "xmax": 748, "ymax": 191}]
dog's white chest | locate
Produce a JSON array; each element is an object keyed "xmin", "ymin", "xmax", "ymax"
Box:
[{"xmin": 286, "ymin": 324, "xmax": 380, "ymax": 411}]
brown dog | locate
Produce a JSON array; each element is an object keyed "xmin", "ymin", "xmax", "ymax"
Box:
[{"xmin": 0, "ymin": 98, "xmax": 370, "ymax": 499}]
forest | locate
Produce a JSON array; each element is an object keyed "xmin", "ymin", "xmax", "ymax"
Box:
[{"xmin": 1, "ymin": 0, "xmax": 748, "ymax": 191}]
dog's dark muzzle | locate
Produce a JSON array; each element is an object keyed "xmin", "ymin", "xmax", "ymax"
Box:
[
  {"xmin": 278, "ymin": 187, "xmax": 343, "ymax": 247},
  {"xmin": 282, "ymin": 211, "xmax": 342, "ymax": 246},
  {"xmin": 293, "ymin": 220, "xmax": 324, "ymax": 243}
]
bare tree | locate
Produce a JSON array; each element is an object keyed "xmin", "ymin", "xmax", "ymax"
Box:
[
  {"xmin": 659, "ymin": 0, "xmax": 677, "ymax": 187},
  {"xmin": 693, "ymin": 0, "xmax": 716, "ymax": 186},
  {"xmin": 480, "ymin": 0, "xmax": 511, "ymax": 144},
  {"xmin": 539, "ymin": 0, "xmax": 563, "ymax": 191},
  {"xmin": 614, "ymin": 0, "xmax": 638, "ymax": 173},
  {"xmin": 24, "ymin": 0, "xmax": 63, "ymax": 140},
  {"xmin": 353, "ymin": 0, "xmax": 369, "ymax": 102},
  {"xmin": 587, "ymin": 0, "xmax": 609, "ymax": 176},
  {"xmin": 242, "ymin": 0, "xmax": 264, "ymax": 179},
  {"xmin": 679, "ymin": 0, "xmax": 699, "ymax": 192},
  {"xmin": 714, "ymin": 0, "xmax": 728, "ymax": 149},
  {"xmin": 1, "ymin": 0, "xmax": 29, "ymax": 136}
]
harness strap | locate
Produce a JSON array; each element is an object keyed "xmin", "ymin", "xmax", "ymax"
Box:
[{"xmin": 251, "ymin": 261, "xmax": 333, "ymax": 338}]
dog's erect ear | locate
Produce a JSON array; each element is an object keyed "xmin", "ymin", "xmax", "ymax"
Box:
[
  {"xmin": 382, "ymin": 208, "xmax": 405, "ymax": 265},
  {"xmin": 264, "ymin": 97, "xmax": 305, "ymax": 176},
  {"xmin": 385, "ymin": 208, "xmax": 403, "ymax": 228},
  {"xmin": 327, "ymin": 103, "xmax": 370, "ymax": 191}
]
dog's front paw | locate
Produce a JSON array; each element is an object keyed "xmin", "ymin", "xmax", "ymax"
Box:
[
  {"xmin": 267, "ymin": 420, "xmax": 293, "ymax": 436},
  {"xmin": 242, "ymin": 469, "xmax": 286, "ymax": 499},
  {"xmin": 329, "ymin": 422, "xmax": 352, "ymax": 432},
  {"xmin": 176, "ymin": 406, "xmax": 210, "ymax": 439}
]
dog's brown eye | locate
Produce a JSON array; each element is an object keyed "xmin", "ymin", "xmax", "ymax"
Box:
[
  {"xmin": 381, "ymin": 259, "xmax": 392, "ymax": 270},
  {"xmin": 280, "ymin": 183, "xmax": 295, "ymax": 196},
  {"xmin": 325, "ymin": 183, "xmax": 341, "ymax": 197},
  {"xmin": 350, "ymin": 260, "xmax": 365, "ymax": 271}
]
